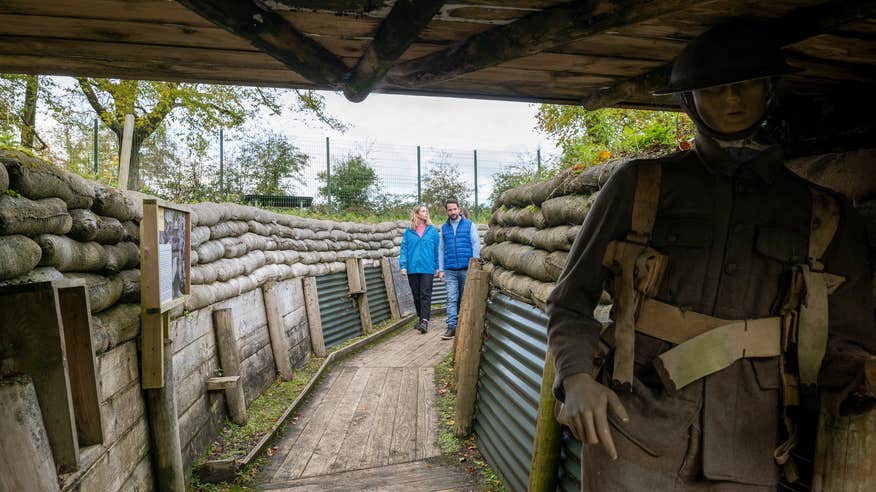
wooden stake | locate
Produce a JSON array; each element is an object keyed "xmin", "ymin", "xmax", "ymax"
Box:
[
  {"xmin": 0, "ymin": 375, "xmax": 60, "ymax": 492},
  {"xmin": 528, "ymin": 349, "xmax": 563, "ymax": 492},
  {"xmin": 262, "ymin": 281, "xmax": 295, "ymax": 380},
  {"xmin": 144, "ymin": 337, "xmax": 185, "ymax": 492},
  {"xmin": 349, "ymin": 259, "xmax": 372, "ymax": 335},
  {"xmin": 381, "ymin": 257, "xmax": 401, "ymax": 319},
  {"xmin": 212, "ymin": 309, "xmax": 247, "ymax": 425},
  {"xmin": 813, "ymin": 403, "xmax": 876, "ymax": 491},
  {"xmin": 303, "ymin": 277, "xmax": 326, "ymax": 357},
  {"xmin": 453, "ymin": 260, "xmax": 490, "ymax": 436},
  {"xmin": 452, "ymin": 258, "xmax": 479, "ymax": 389}
]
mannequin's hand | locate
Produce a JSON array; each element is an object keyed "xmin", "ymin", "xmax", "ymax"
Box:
[{"xmin": 557, "ymin": 372, "xmax": 629, "ymax": 460}]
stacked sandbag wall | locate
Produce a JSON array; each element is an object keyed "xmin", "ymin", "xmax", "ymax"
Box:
[
  {"xmin": 0, "ymin": 149, "xmax": 152, "ymax": 491},
  {"xmin": 0, "ymin": 150, "xmax": 411, "ymax": 488}
]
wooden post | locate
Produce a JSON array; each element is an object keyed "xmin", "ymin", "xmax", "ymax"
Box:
[
  {"xmin": 528, "ymin": 349, "xmax": 563, "ymax": 492},
  {"xmin": 0, "ymin": 282, "xmax": 79, "ymax": 472},
  {"xmin": 381, "ymin": 257, "xmax": 401, "ymax": 319},
  {"xmin": 118, "ymin": 113, "xmax": 134, "ymax": 191},
  {"xmin": 302, "ymin": 277, "xmax": 326, "ymax": 357},
  {"xmin": 453, "ymin": 260, "xmax": 490, "ymax": 436},
  {"xmin": 348, "ymin": 259, "xmax": 372, "ymax": 335},
  {"xmin": 144, "ymin": 337, "xmax": 185, "ymax": 492},
  {"xmin": 262, "ymin": 281, "xmax": 295, "ymax": 380},
  {"xmin": 453, "ymin": 258, "xmax": 480, "ymax": 388},
  {"xmin": 212, "ymin": 309, "xmax": 248, "ymax": 425},
  {"xmin": 57, "ymin": 283, "xmax": 103, "ymax": 446},
  {"xmin": 813, "ymin": 405, "xmax": 876, "ymax": 491},
  {"xmin": 0, "ymin": 375, "xmax": 60, "ymax": 492},
  {"xmin": 140, "ymin": 200, "xmax": 164, "ymax": 388}
]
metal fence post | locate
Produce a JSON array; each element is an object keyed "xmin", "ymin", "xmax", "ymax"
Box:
[
  {"xmin": 537, "ymin": 146, "xmax": 542, "ymax": 174},
  {"xmin": 219, "ymin": 128, "xmax": 224, "ymax": 197},
  {"xmin": 417, "ymin": 145, "xmax": 421, "ymax": 204},
  {"xmin": 326, "ymin": 136, "xmax": 332, "ymax": 209},
  {"xmin": 92, "ymin": 119, "xmax": 98, "ymax": 174},
  {"xmin": 473, "ymin": 149, "xmax": 478, "ymax": 219}
]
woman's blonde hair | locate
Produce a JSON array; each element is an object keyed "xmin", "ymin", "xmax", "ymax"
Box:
[{"xmin": 409, "ymin": 204, "xmax": 432, "ymax": 230}]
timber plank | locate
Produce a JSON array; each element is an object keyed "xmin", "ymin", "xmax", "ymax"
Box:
[
  {"xmin": 328, "ymin": 366, "xmax": 390, "ymax": 473},
  {"xmin": 358, "ymin": 367, "xmax": 404, "ymax": 469},
  {"xmin": 272, "ymin": 366, "xmax": 358, "ymax": 481},
  {"xmin": 261, "ymin": 369, "xmax": 342, "ymax": 482},
  {"xmin": 417, "ymin": 367, "xmax": 441, "ymax": 459},
  {"xmin": 299, "ymin": 367, "xmax": 371, "ymax": 477},
  {"xmin": 388, "ymin": 366, "xmax": 420, "ymax": 464},
  {"xmin": 261, "ymin": 459, "xmax": 477, "ymax": 491}
]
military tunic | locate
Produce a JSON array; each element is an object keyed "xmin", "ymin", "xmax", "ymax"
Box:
[{"xmin": 546, "ymin": 134, "xmax": 875, "ymax": 490}]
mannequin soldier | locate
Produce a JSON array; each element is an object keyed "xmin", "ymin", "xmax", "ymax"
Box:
[{"xmin": 547, "ymin": 22, "xmax": 875, "ymax": 491}]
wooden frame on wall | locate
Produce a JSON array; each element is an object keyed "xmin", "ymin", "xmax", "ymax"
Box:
[{"xmin": 140, "ymin": 199, "xmax": 191, "ymax": 389}]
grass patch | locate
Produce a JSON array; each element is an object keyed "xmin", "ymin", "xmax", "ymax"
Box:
[{"xmin": 434, "ymin": 353, "xmax": 506, "ymax": 491}]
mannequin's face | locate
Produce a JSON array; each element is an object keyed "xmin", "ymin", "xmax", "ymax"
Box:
[{"xmin": 692, "ymin": 79, "xmax": 768, "ymax": 134}]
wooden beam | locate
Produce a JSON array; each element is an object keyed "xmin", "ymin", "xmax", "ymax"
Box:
[
  {"xmin": 581, "ymin": 0, "xmax": 876, "ymax": 109},
  {"xmin": 206, "ymin": 375, "xmax": 241, "ymax": 391},
  {"xmin": 213, "ymin": 309, "xmax": 248, "ymax": 425},
  {"xmin": 272, "ymin": 0, "xmax": 386, "ymax": 12},
  {"xmin": 262, "ymin": 281, "xmax": 295, "ymax": 380},
  {"xmin": 452, "ymin": 260, "xmax": 489, "ymax": 436},
  {"xmin": 175, "ymin": 0, "xmax": 349, "ymax": 87},
  {"xmin": 381, "ymin": 257, "xmax": 401, "ymax": 319},
  {"xmin": 386, "ymin": 0, "xmax": 700, "ymax": 87},
  {"xmin": 0, "ymin": 375, "xmax": 60, "ymax": 492},
  {"xmin": 343, "ymin": 0, "xmax": 446, "ymax": 102},
  {"xmin": 528, "ymin": 348, "xmax": 563, "ymax": 492},
  {"xmin": 143, "ymin": 338, "xmax": 185, "ymax": 492},
  {"xmin": 302, "ymin": 277, "xmax": 327, "ymax": 357}
]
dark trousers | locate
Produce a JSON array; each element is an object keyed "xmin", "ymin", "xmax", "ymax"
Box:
[{"xmin": 407, "ymin": 273, "xmax": 434, "ymax": 321}]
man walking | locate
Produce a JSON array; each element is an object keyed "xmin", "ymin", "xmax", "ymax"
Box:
[{"xmin": 438, "ymin": 199, "xmax": 480, "ymax": 340}]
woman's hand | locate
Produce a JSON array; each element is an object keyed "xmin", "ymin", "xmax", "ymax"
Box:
[
  {"xmin": 557, "ymin": 372, "xmax": 629, "ymax": 460},
  {"xmin": 400, "ymin": 269, "xmax": 407, "ymax": 277}
]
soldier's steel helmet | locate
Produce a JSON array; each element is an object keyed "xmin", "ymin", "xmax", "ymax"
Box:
[{"xmin": 653, "ymin": 22, "xmax": 800, "ymax": 95}]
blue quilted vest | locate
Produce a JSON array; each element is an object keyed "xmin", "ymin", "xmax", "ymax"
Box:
[{"xmin": 441, "ymin": 218, "xmax": 474, "ymax": 270}]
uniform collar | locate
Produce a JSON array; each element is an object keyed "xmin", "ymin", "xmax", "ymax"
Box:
[{"xmin": 694, "ymin": 132, "xmax": 785, "ymax": 183}]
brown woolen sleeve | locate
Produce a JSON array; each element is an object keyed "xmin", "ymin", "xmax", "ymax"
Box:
[{"xmin": 546, "ymin": 162, "xmax": 638, "ymax": 401}]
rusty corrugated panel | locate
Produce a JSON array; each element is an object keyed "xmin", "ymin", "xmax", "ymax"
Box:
[
  {"xmin": 315, "ymin": 271, "xmax": 362, "ymax": 348},
  {"xmin": 364, "ymin": 266, "xmax": 391, "ymax": 326},
  {"xmin": 475, "ymin": 292, "xmax": 548, "ymax": 492}
]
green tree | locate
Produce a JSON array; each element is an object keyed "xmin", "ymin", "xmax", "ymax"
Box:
[
  {"xmin": 75, "ymin": 78, "xmax": 343, "ymax": 190},
  {"xmin": 421, "ymin": 153, "xmax": 469, "ymax": 216},
  {"xmin": 0, "ymin": 74, "xmax": 59, "ymax": 150},
  {"xmin": 536, "ymin": 105, "xmax": 693, "ymax": 168},
  {"xmin": 317, "ymin": 154, "xmax": 380, "ymax": 212},
  {"xmin": 228, "ymin": 132, "xmax": 309, "ymax": 196}
]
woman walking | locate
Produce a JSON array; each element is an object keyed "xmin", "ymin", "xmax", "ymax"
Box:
[{"xmin": 399, "ymin": 204, "xmax": 439, "ymax": 333}]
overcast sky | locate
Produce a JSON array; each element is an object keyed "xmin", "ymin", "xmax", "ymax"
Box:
[{"xmin": 274, "ymin": 91, "xmax": 561, "ymax": 156}]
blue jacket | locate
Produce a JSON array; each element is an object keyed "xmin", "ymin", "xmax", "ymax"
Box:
[
  {"xmin": 399, "ymin": 225, "xmax": 439, "ymax": 274},
  {"xmin": 440, "ymin": 218, "xmax": 475, "ymax": 270}
]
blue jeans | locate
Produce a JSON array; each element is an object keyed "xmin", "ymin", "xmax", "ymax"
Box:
[{"xmin": 444, "ymin": 268, "xmax": 467, "ymax": 331}]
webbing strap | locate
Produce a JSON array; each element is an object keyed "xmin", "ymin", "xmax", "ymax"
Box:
[
  {"xmin": 636, "ymin": 298, "xmax": 734, "ymax": 344},
  {"xmin": 653, "ymin": 317, "xmax": 782, "ymax": 393},
  {"xmin": 808, "ymin": 188, "xmax": 840, "ymax": 271},
  {"xmin": 630, "ymin": 163, "xmax": 661, "ymax": 242}
]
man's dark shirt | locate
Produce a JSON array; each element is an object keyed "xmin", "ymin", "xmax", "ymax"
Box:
[{"xmin": 546, "ymin": 134, "xmax": 875, "ymax": 485}]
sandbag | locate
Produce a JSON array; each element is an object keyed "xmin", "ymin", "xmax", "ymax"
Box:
[
  {"xmin": 0, "ymin": 266, "xmax": 62, "ymax": 286},
  {"xmin": 116, "ymin": 269, "xmax": 141, "ymax": 303},
  {"xmin": 541, "ymin": 194, "xmax": 595, "ymax": 226},
  {"xmin": 92, "ymin": 186, "xmax": 137, "ymax": 221},
  {"xmin": 0, "ymin": 160, "xmax": 8, "ymax": 193},
  {"xmin": 557, "ymin": 160, "xmax": 625, "ymax": 195},
  {"xmin": 531, "ymin": 225, "xmax": 579, "ymax": 252},
  {"xmin": 91, "ymin": 303, "xmax": 141, "ymax": 354},
  {"xmin": 196, "ymin": 240, "xmax": 225, "ymax": 264},
  {"xmin": 122, "ymin": 221, "xmax": 139, "ymax": 243},
  {"xmin": 209, "ymin": 220, "xmax": 248, "ymax": 240},
  {"xmin": 35, "ymin": 234, "xmax": 106, "ymax": 272},
  {"xmin": 1, "ymin": 149, "xmax": 94, "ymax": 208},
  {"xmin": 68, "ymin": 209, "xmax": 127, "ymax": 243},
  {"xmin": 64, "ymin": 272, "xmax": 123, "ymax": 313},
  {"xmin": 786, "ymin": 148, "xmax": 876, "ymax": 200},
  {"xmin": 0, "ymin": 236, "xmax": 43, "ymax": 280},
  {"xmin": 0, "ymin": 195, "xmax": 71, "ymax": 236},
  {"xmin": 103, "ymin": 242, "xmax": 139, "ymax": 273},
  {"xmin": 190, "ymin": 226, "xmax": 211, "ymax": 248}
]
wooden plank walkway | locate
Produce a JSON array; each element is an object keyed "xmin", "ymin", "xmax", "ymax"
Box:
[{"xmin": 259, "ymin": 316, "xmax": 477, "ymax": 491}]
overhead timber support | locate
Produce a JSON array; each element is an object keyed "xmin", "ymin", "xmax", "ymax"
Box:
[
  {"xmin": 385, "ymin": 0, "xmax": 702, "ymax": 88},
  {"xmin": 343, "ymin": 0, "xmax": 447, "ymax": 102},
  {"xmin": 581, "ymin": 0, "xmax": 876, "ymax": 110},
  {"xmin": 175, "ymin": 0, "xmax": 349, "ymax": 87}
]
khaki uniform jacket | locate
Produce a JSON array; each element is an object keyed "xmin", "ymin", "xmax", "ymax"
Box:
[{"xmin": 546, "ymin": 134, "xmax": 875, "ymax": 487}]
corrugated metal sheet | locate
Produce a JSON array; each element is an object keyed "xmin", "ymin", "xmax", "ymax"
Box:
[
  {"xmin": 559, "ymin": 433, "xmax": 582, "ymax": 492},
  {"xmin": 364, "ymin": 266, "xmax": 391, "ymax": 326},
  {"xmin": 432, "ymin": 277, "xmax": 447, "ymax": 305},
  {"xmin": 316, "ymin": 271, "xmax": 362, "ymax": 348},
  {"xmin": 475, "ymin": 293, "xmax": 548, "ymax": 492}
]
